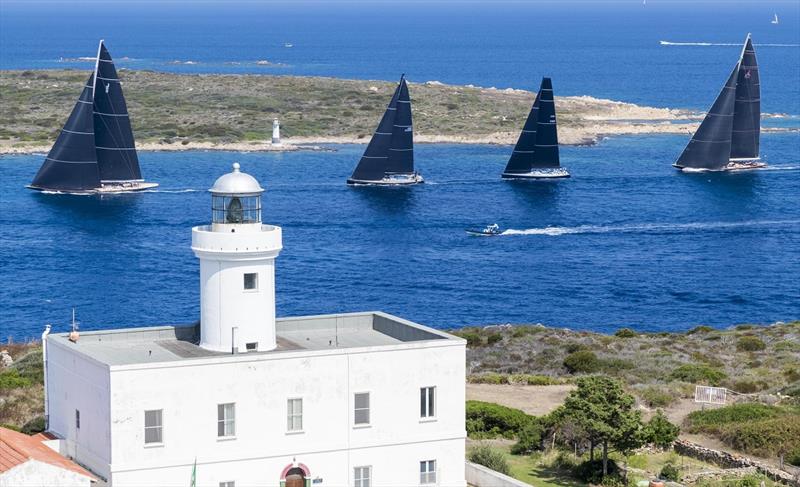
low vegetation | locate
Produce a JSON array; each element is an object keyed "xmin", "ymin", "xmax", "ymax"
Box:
[
  {"xmin": 455, "ymin": 321, "xmax": 800, "ymax": 402},
  {"xmin": 0, "ymin": 342, "xmax": 45, "ymax": 434},
  {"xmin": 685, "ymin": 403, "xmax": 800, "ymax": 468}
]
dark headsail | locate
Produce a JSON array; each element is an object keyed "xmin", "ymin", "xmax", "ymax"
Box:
[
  {"xmin": 348, "ymin": 75, "xmax": 419, "ymax": 183},
  {"xmin": 29, "ymin": 73, "xmax": 101, "ymax": 191},
  {"xmin": 93, "ymin": 41, "xmax": 142, "ymax": 182},
  {"xmin": 385, "ymin": 77, "xmax": 414, "ymax": 175},
  {"xmin": 531, "ymin": 77, "xmax": 560, "ymax": 169},
  {"xmin": 348, "ymin": 81, "xmax": 401, "ymax": 182},
  {"xmin": 503, "ymin": 92, "xmax": 540, "ymax": 175},
  {"xmin": 674, "ymin": 62, "xmax": 740, "ymax": 170},
  {"xmin": 730, "ymin": 34, "xmax": 760, "ymax": 160}
]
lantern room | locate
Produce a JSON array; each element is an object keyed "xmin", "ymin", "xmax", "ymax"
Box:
[{"xmin": 209, "ymin": 162, "xmax": 263, "ymax": 229}]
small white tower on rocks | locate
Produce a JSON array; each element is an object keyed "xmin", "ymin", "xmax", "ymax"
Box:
[
  {"xmin": 191, "ymin": 163, "xmax": 283, "ymax": 353},
  {"xmin": 271, "ymin": 118, "xmax": 281, "ymax": 146}
]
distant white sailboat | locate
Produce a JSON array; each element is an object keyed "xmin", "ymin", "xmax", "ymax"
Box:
[{"xmin": 771, "ymin": 13, "xmax": 779, "ymax": 24}]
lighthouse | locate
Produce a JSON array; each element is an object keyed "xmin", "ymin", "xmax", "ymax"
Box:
[
  {"xmin": 191, "ymin": 163, "xmax": 282, "ymax": 353},
  {"xmin": 272, "ymin": 118, "xmax": 282, "ymax": 146}
]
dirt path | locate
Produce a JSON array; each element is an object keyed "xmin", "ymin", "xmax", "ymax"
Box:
[{"xmin": 466, "ymin": 384, "xmax": 576, "ymax": 416}]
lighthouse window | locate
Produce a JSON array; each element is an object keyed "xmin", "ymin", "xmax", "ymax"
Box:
[
  {"xmin": 243, "ymin": 273, "xmax": 258, "ymax": 290},
  {"xmin": 212, "ymin": 195, "xmax": 261, "ymax": 224}
]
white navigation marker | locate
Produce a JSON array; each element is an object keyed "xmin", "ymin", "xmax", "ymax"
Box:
[{"xmin": 272, "ymin": 118, "xmax": 282, "ymax": 146}]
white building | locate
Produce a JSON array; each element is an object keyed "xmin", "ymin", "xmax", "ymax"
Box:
[{"xmin": 43, "ymin": 164, "xmax": 466, "ymax": 487}]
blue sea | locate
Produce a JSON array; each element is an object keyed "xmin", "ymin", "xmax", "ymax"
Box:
[{"xmin": 1, "ymin": 1, "xmax": 799, "ymax": 338}]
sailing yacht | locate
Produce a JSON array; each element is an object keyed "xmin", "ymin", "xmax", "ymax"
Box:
[
  {"xmin": 673, "ymin": 34, "xmax": 764, "ymax": 172},
  {"xmin": 347, "ymin": 75, "xmax": 423, "ymax": 185},
  {"xmin": 502, "ymin": 77, "xmax": 570, "ymax": 179},
  {"xmin": 771, "ymin": 14, "xmax": 779, "ymax": 24},
  {"xmin": 28, "ymin": 40, "xmax": 157, "ymax": 194}
]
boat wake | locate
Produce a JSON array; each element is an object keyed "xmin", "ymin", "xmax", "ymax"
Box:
[
  {"xmin": 501, "ymin": 219, "xmax": 800, "ymax": 237},
  {"xmin": 660, "ymin": 41, "xmax": 800, "ymax": 47}
]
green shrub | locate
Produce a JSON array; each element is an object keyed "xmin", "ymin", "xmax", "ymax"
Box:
[
  {"xmin": 509, "ymin": 374, "xmax": 561, "ymax": 386},
  {"xmin": 465, "ymin": 401, "xmax": 535, "ymax": 439},
  {"xmin": 659, "ymin": 462, "xmax": 681, "ymax": 481},
  {"xmin": 600, "ymin": 358, "xmax": 635, "ymax": 373},
  {"xmin": 614, "ymin": 328, "xmax": 637, "ymax": 338},
  {"xmin": 510, "ymin": 421, "xmax": 543, "ymax": 455},
  {"xmin": 20, "ymin": 416, "xmax": 46, "ymax": 435},
  {"xmin": 574, "ymin": 459, "xmax": 619, "ymax": 484},
  {"xmin": 644, "ymin": 410, "xmax": 680, "ymax": 449},
  {"xmin": 511, "ymin": 326, "xmax": 544, "ymax": 338},
  {"xmin": 686, "ymin": 403, "xmax": 783, "ymax": 434},
  {"xmin": 720, "ymin": 417, "xmax": 800, "ymax": 459},
  {"xmin": 669, "ymin": 364, "xmax": 727, "ymax": 386},
  {"xmin": 730, "ymin": 379, "xmax": 768, "ymax": 394},
  {"xmin": 563, "ymin": 350, "xmax": 601, "ymax": 374},
  {"xmin": 564, "ymin": 342, "xmax": 589, "ymax": 354},
  {"xmin": 468, "ymin": 444, "xmax": 510, "ymax": 475},
  {"xmin": 11, "ymin": 351, "xmax": 43, "ymax": 384},
  {"xmin": 467, "ymin": 373, "xmax": 508, "ymax": 385},
  {"xmin": 734, "ymin": 474, "xmax": 764, "ymax": 487},
  {"xmin": 775, "ymin": 341, "xmax": 800, "ymax": 352},
  {"xmin": 0, "ymin": 369, "xmax": 31, "ymax": 390},
  {"xmin": 639, "ymin": 386, "xmax": 675, "ymax": 408},
  {"xmin": 487, "ymin": 333, "xmax": 503, "ymax": 346},
  {"xmin": 737, "ymin": 336, "xmax": 766, "ymax": 352},
  {"xmin": 460, "ymin": 332, "xmax": 482, "ymax": 347},
  {"xmin": 687, "ymin": 325, "xmax": 715, "ymax": 334}
]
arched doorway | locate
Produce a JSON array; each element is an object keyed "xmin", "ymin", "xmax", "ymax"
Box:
[
  {"xmin": 285, "ymin": 468, "xmax": 305, "ymax": 487},
  {"xmin": 280, "ymin": 463, "xmax": 310, "ymax": 487}
]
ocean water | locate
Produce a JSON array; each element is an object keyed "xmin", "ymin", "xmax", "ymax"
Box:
[
  {"xmin": 1, "ymin": 1, "xmax": 799, "ymax": 114},
  {"xmin": 1, "ymin": 1, "xmax": 799, "ymax": 338},
  {"xmin": 2, "ymin": 135, "xmax": 799, "ymax": 339}
]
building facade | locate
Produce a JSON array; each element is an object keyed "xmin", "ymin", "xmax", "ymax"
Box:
[{"xmin": 43, "ymin": 164, "xmax": 466, "ymax": 487}]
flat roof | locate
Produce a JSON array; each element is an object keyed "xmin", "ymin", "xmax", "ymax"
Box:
[{"xmin": 47, "ymin": 312, "xmax": 461, "ymax": 367}]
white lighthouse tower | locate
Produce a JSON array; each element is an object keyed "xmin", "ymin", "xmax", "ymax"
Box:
[
  {"xmin": 271, "ymin": 118, "xmax": 282, "ymax": 146},
  {"xmin": 191, "ymin": 163, "xmax": 282, "ymax": 353}
]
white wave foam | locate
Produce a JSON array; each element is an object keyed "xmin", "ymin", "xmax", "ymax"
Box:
[
  {"xmin": 501, "ymin": 220, "xmax": 800, "ymax": 237},
  {"xmin": 660, "ymin": 41, "xmax": 800, "ymax": 47}
]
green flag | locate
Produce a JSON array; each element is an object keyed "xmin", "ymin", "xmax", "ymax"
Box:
[{"xmin": 190, "ymin": 457, "xmax": 196, "ymax": 487}]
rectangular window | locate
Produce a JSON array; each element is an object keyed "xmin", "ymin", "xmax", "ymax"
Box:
[
  {"xmin": 420, "ymin": 386, "xmax": 436, "ymax": 419},
  {"xmin": 243, "ymin": 273, "xmax": 258, "ymax": 290},
  {"xmin": 217, "ymin": 403, "xmax": 236, "ymax": 437},
  {"xmin": 287, "ymin": 398, "xmax": 303, "ymax": 432},
  {"xmin": 354, "ymin": 392, "xmax": 370, "ymax": 425},
  {"xmin": 144, "ymin": 409, "xmax": 163, "ymax": 444},
  {"xmin": 219, "ymin": 482, "xmax": 235, "ymax": 487},
  {"xmin": 354, "ymin": 466, "xmax": 371, "ymax": 487},
  {"xmin": 420, "ymin": 460, "xmax": 436, "ymax": 485},
  {"xmin": 245, "ymin": 342, "xmax": 257, "ymax": 351},
  {"xmin": 75, "ymin": 409, "xmax": 80, "ymax": 430}
]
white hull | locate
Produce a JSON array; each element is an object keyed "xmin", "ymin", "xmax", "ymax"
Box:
[
  {"xmin": 29, "ymin": 181, "xmax": 159, "ymax": 195},
  {"xmin": 674, "ymin": 160, "xmax": 767, "ymax": 173},
  {"xmin": 347, "ymin": 173, "xmax": 424, "ymax": 186},
  {"xmin": 502, "ymin": 167, "xmax": 570, "ymax": 179}
]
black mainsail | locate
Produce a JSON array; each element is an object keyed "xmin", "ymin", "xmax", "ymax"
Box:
[
  {"xmin": 502, "ymin": 77, "xmax": 568, "ymax": 179},
  {"xmin": 731, "ymin": 34, "xmax": 760, "ymax": 161},
  {"xmin": 30, "ymin": 73, "xmax": 101, "ymax": 191},
  {"xmin": 347, "ymin": 75, "xmax": 423, "ymax": 185},
  {"xmin": 674, "ymin": 34, "xmax": 763, "ymax": 171},
  {"xmin": 93, "ymin": 41, "xmax": 142, "ymax": 183},
  {"xmin": 29, "ymin": 40, "xmax": 155, "ymax": 193}
]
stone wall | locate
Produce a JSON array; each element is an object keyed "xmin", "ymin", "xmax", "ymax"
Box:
[
  {"xmin": 466, "ymin": 461, "xmax": 532, "ymax": 487},
  {"xmin": 674, "ymin": 440, "xmax": 799, "ymax": 487}
]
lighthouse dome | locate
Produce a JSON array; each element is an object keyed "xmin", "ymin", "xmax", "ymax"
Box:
[{"xmin": 210, "ymin": 163, "xmax": 263, "ymax": 196}]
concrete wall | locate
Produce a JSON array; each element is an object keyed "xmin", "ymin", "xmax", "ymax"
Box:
[
  {"xmin": 107, "ymin": 341, "xmax": 465, "ymax": 486},
  {"xmin": 465, "ymin": 461, "xmax": 532, "ymax": 487},
  {"xmin": 0, "ymin": 459, "xmax": 92, "ymax": 487},
  {"xmin": 46, "ymin": 339, "xmax": 111, "ymax": 480}
]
